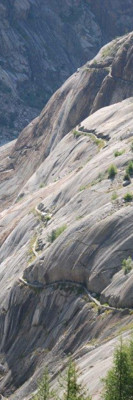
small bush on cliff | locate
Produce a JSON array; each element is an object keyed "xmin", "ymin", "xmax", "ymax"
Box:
[
  {"xmin": 123, "ymin": 192, "xmax": 133, "ymax": 202},
  {"xmin": 122, "ymin": 256, "xmax": 133, "ymax": 275},
  {"xmin": 126, "ymin": 161, "xmax": 133, "ymax": 176},
  {"xmin": 48, "ymin": 224, "xmax": 67, "ymax": 243},
  {"xmin": 108, "ymin": 164, "xmax": 117, "ymax": 179},
  {"xmin": 114, "ymin": 149, "xmax": 124, "ymax": 157}
]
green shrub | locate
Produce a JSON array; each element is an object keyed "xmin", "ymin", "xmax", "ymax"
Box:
[
  {"xmin": 79, "ymin": 185, "xmax": 87, "ymax": 192},
  {"xmin": 39, "ymin": 183, "xmax": 45, "ymax": 188},
  {"xmin": 73, "ymin": 130, "xmax": 81, "ymax": 138},
  {"xmin": 102, "ymin": 338, "xmax": 133, "ymax": 400},
  {"xmin": 93, "ymin": 59, "xmax": 98, "ymax": 65},
  {"xmin": 123, "ymin": 192, "xmax": 133, "ymax": 202},
  {"xmin": 111, "ymin": 192, "xmax": 118, "ymax": 200},
  {"xmin": 123, "ymin": 172, "xmax": 130, "ymax": 181},
  {"xmin": 122, "ymin": 256, "xmax": 133, "ymax": 275},
  {"xmin": 126, "ymin": 160, "xmax": 133, "ymax": 176},
  {"xmin": 48, "ymin": 224, "xmax": 67, "ymax": 243},
  {"xmin": 114, "ymin": 149, "xmax": 124, "ymax": 157},
  {"xmin": 108, "ymin": 164, "xmax": 117, "ymax": 179}
]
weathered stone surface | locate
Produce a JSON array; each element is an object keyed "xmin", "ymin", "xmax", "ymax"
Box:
[
  {"xmin": 0, "ymin": 1, "xmax": 133, "ymax": 144},
  {"xmin": 0, "ymin": 33, "xmax": 133, "ymax": 211},
  {"xmin": 0, "ymin": 34, "xmax": 133, "ymax": 400}
]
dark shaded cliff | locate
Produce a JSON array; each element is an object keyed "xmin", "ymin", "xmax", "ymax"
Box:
[{"xmin": 0, "ymin": 0, "xmax": 133, "ymax": 144}]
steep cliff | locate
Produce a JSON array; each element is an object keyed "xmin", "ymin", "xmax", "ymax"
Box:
[
  {"xmin": 0, "ymin": 0, "xmax": 133, "ymax": 144},
  {"xmin": 0, "ymin": 33, "xmax": 133, "ymax": 399}
]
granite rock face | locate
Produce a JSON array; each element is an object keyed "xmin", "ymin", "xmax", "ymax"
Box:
[
  {"xmin": 0, "ymin": 33, "xmax": 133, "ymax": 400},
  {"xmin": 0, "ymin": 32, "xmax": 133, "ymax": 209},
  {"xmin": 0, "ymin": 0, "xmax": 133, "ymax": 144}
]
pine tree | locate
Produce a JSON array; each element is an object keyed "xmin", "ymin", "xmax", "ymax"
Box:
[
  {"xmin": 63, "ymin": 359, "xmax": 91, "ymax": 400},
  {"xmin": 32, "ymin": 369, "xmax": 54, "ymax": 400},
  {"xmin": 102, "ymin": 338, "xmax": 133, "ymax": 400}
]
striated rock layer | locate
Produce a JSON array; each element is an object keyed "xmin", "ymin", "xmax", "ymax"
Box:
[
  {"xmin": 0, "ymin": 0, "xmax": 133, "ymax": 143},
  {"xmin": 0, "ymin": 33, "xmax": 133, "ymax": 399}
]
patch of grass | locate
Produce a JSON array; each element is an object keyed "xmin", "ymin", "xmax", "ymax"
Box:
[
  {"xmin": 87, "ymin": 338, "xmax": 97, "ymax": 346},
  {"xmin": 111, "ymin": 191, "xmax": 118, "ymax": 201},
  {"xmin": 102, "ymin": 45, "xmax": 111, "ymax": 58},
  {"xmin": 95, "ymin": 138, "xmax": 105, "ymax": 150},
  {"xmin": 73, "ymin": 130, "xmax": 81, "ymax": 138},
  {"xmin": 45, "ymin": 215, "xmax": 51, "ymax": 223},
  {"xmin": 93, "ymin": 59, "xmax": 98, "ymax": 65},
  {"xmin": 90, "ymin": 302, "xmax": 99, "ymax": 311},
  {"xmin": 126, "ymin": 161, "xmax": 133, "ymax": 176},
  {"xmin": 91, "ymin": 172, "xmax": 106, "ymax": 186},
  {"xmin": 123, "ymin": 192, "xmax": 133, "ymax": 202},
  {"xmin": 122, "ymin": 256, "xmax": 133, "ymax": 275},
  {"xmin": 79, "ymin": 185, "xmax": 87, "ymax": 192},
  {"xmin": 73, "ymin": 130, "xmax": 105, "ymax": 150},
  {"xmin": 28, "ymin": 234, "xmax": 37, "ymax": 264},
  {"xmin": 48, "ymin": 224, "xmax": 67, "ymax": 243},
  {"xmin": 39, "ymin": 183, "xmax": 45, "ymax": 188},
  {"xmin": 114, "ymin": 149, "xmax": 125, "ymax": 157},
  {"xmin": 108, "ymin": 164, "xmax": 117, "ymax": 179},
  {"xmin": 118, "ymin": 322, "xmax": 133, "ymax": 334}
]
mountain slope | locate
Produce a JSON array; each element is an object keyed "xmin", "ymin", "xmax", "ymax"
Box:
[
  {"xmin": 0, "ymin": 33, "xmax": 133, "ymax": 209},
  {"xmin": 0, "ymin": 0, "xmax": 133, "ymax": 144},
  {"xmin": 0, "ymin": 33, "xmax": 133, "ymax": 399}
]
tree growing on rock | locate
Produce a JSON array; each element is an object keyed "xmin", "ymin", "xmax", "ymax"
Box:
[
  {"xmin": 62, "ymin": 359, "xmax": 91, "ymax": 400},
  {"xmin": 32, "ymin": 369, "xmax": 55, "ymax": 400},
  {"xmin": 102, "ymin": 337, "xmax": 133, "ymax": 400}
]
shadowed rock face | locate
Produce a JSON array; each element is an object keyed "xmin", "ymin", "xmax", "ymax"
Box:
[
  {"xmin": 88, "ymin": 0, "xmax": 133, "ymax": 39},
  {"xmin": 0, "ymin": 33, "xmax": 133, "ymax": 208},
  {"xmin": 0, "ymin": 0, "xmax": 133, "ymax": 144},
  {"xmin": 0, "ymin": 34, "xmax": 133, "ymax": 400}
]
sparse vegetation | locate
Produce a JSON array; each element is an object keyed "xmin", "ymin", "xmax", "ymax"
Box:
[
  {"xmin": 123, "ymin": 192, "xmax": 133, "ymax": 202},
  {"xmin": 122, "ymin": 256, "xmax": 133, "ymax": 275},
  {"xmin": 28, "ymin": 234, "xmax": 37, "ymax": 263},
  {"xmin": 93, "ymin": 59, "xmax": 98, "ymax": 65},
  {"xmin": 111, "ymin": 191, "xmax": 118, "ymax": 201},
  {"xmin": 60, "ymin": 359, "xmax": 92, "ymax": 400},
  {"xmin": 32, "ymin": 369, "xmax": 54, "ymax": 399},
  {"xmin": 44, "ymin": 215, "xmax": 51, "ymax": 223},
  {"xmin": 126, "ymin": 160, "xmax": 133, "ymax": 176},
  {"xmin": 102, "ymin": 45, "xmax": 112, "ymax": 58},
  {"xmin": 114, "ymin": 149, "xmax": 125, "ymax": 157},
  {"xmin": 123, "ymin": 172, "xmax": 131, "ymax": 182},
  {"xmin": 79, "ymin": 185, "xmax": 87, "ymax": 192},
  {"xmin": 33, "ymin": 360, "xmax": 91, "ymax": 400},
  {"xmin": 48, "ymin": 224, "xmax": 67, "ymax": 243},
  {"xmin": 91, "ymin": 172, "xmax": 106, "ymax": 186},
  {"xmin": 108, "ymin": 164, "xmax": 117, "ymax": 179},
  {"xmin": 39, "ymin": 183, "xmax": 45, "ymax": 188},
  {"xmin": 95, "ymin": 138, "xmax": 105, "ymax": 150},
  {"xmin": 73, "ymin": 130, "xmax": 82, "ymax": 138},
  {"xmin": 102, "ymin": 337, "xmax": 133, "ymax": 400},
  {"xmin": 73, "ymin": 130, "xmax": 105, "ymax": 150}
]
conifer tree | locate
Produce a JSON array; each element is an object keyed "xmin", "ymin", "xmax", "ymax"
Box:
[
  {"xmin": 63, "ymin": 359, "xmax": 91, "ymax": 400},
  {"xmin": 102, "ymin": 338, "xmax": 133, "ymax": 400},
  {"xmin": 32, "ymin": 369, "xmax": 54, "ymax": 400}
]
